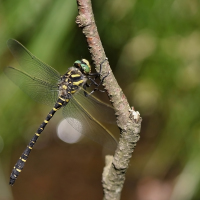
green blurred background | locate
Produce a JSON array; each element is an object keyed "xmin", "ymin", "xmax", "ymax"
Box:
[{"xmin": 1, "ymin": 0, "xmax": 200, "ymax": 199}]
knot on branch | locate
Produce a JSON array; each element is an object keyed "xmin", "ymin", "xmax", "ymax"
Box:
[
  {"xmin": 129, "ymin": 106, "xmax": 141, "ymax": 123},
  {"xmin": 76, "ymin": 15, "xmax": 93, "ymax": 28}
]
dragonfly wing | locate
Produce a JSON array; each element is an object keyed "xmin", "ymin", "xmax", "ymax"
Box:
[
  {"xmin": 5, "ymin": 66, "xmax": 58, "ymax": 105},
  {"xmin": 62, "ymin": 94, "xmax": 118, "ymax": 151},
  {"xmin": 73, "ymin": 88, "xmax": 117, "ymax": 124},
  {"xmin": 7, "ymin": 39, "xmax": 61, "ymax": 85}
]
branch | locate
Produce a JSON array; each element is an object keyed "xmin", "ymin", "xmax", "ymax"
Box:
[{"xmin": 76, "ymin": 1, "xmax": 142, "ymax": 199}]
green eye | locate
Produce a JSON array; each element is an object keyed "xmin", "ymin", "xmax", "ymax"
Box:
[
  {"xmin": 81, "ymin": 59, "xmax": 91, "ymax": 74},
  {"xmin": 74, "ymin": 60, "xmax": 81, "ymax": 66},
  {"xmin": 74, "ymin": 59, "xmax": 91, "ymax": 74},
  {"xmin": 81, "ymin": 64, "xmax": 90, "ymax": 73}
]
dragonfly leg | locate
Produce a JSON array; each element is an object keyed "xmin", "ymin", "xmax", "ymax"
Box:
[
  {"xmin": 84, "ymin": 58, "xmax": 109, "ymax": 96},
  {"xmin": 87, "ymin": 71, "xmax": 110, "ymax": 96},
  {"xmin": 88, "ymin": 57, "xmax": 108, "ymax": 82}
]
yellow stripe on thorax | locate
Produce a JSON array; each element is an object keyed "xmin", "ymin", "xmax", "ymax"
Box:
[
  {"xmin": 71, "ymin": 74, "xmax": 81, "ymax": 78},
  {"xmin": 73, "ymin": 80, "xmax": 83, "ymax": 86},
  {"xmin": 71, "ymin": 90, "xmax": 77, "ymax": 94},
  {"xmin": 59, "ymin": 97, "xmax": 65, "ymax": 101},
  {"xmin": 62, "ymin": 85, "xmax": 67, "ymax": 89}
]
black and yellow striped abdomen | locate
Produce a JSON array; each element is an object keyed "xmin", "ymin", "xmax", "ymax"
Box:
[
  {"xmin": 6, "ymin": 39, "xmax": 114, "ymax": 186},
  {"xmin": 9, "ymin": 97, "xmax": 67, "ymax": 185},
  {"xmin": 9, "ymin": 68, "xmax": 87, "ymax": 185}
]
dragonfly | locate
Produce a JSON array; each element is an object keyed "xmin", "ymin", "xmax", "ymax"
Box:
[{"xmin": 5, "ymin": 39, "xmax": 117, "ymax": 186}]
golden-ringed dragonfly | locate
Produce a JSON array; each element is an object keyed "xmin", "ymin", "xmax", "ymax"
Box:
[{"xmin": 5, "ymin": 39, "xmax": 117, "ymax": 186}]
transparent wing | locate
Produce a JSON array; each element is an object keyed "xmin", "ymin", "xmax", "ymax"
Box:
[
  {"xmin": 73, "ymin": 89, "xmax": 116, "ymax": 124},
  {"xmin": 7, "ymin": 39, "xmax": 61, "ymax": 85},
  {"xmin": 4, "ymin": 66, "xmax": 59, "ymax": 105},
  {"xmin": 63, "ymin": 90, "xmax": 118, "ymax": 151}
]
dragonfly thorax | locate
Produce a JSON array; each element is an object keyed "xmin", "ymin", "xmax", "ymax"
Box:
[{"xmin": 58, "ymin": 67, "xmax": 87, "ymax": 102}]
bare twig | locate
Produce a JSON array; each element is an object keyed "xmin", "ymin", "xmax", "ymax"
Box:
[{"xmin": 76, "ymin": 1, "xmax": 142, "ymax": 199}]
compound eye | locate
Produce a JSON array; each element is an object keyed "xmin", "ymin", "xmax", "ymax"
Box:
[
  {"xmin": 74, "ymin": 60, "xmax": 81, "ymax": 68},
  {"xmin": 81, "ymin": 59, "xmax": 91, "ymax": 74}
]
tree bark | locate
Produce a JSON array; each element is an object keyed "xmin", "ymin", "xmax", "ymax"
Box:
[{"xmin": 76, "ymin": 1, "xmax": 142, "ymax": 199}]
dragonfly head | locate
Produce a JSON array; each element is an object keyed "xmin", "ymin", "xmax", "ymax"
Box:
[{"xmin": 74, "ymin": 59, "xmax": 91, "ymax": 74}]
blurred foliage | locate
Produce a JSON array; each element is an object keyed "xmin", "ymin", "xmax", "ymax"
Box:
[{"xmin": 0, "ymin": 0, "xmax": 200, "ymax": 200}]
